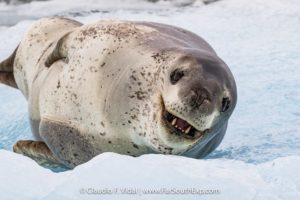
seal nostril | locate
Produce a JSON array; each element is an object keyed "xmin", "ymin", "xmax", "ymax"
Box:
[
  {"xmin": 221, "ymin": 97, "xmax": 231, "ymax": 112},
  {"xmin": 170, "ymin": 69, "xmax": 185, "ymax": 85},
  {"xmin": 188, "ymin": 90, "xmax": 209, "ymax": 108},
  {"xmin": 188, "ymin": 91, "xmax": 197, "ymax": 107}
]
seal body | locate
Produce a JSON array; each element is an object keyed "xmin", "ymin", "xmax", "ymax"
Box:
[{"xmin": 9, "ymin": 17, "xmax": 237, "ymax": 167}]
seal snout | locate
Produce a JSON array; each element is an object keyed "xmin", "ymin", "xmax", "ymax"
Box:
[{"xmin": 187, "ymin": 88, "xmax": 211, "ymax": 109}]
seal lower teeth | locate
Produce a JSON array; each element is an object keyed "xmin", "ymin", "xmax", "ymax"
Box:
[
  {"xmin": 165, "ymin": 111, "xmax": 197, "ymax": 135},
  {"xmin": 173, "ymin": 117, "xmax": 191, "ymax": 133},
  {"xmin": 185, "ymin": 126, "xmax": 192, "ymax": 134},
  {"xmin": 171, "ymin": 118, "xmax": 177, "ymax": 126}
]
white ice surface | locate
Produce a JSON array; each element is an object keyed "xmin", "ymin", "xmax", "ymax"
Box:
[
  {"xmin": 0, "ymin": 150, "xmax": 299, "ymax": 200},
  {"xmin": 0, "ymin": 0, "xmax": 299, "ymax": 199}
]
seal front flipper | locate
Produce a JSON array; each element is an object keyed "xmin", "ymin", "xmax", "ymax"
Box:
[
  {"xmin": 39, "ymin": 116, "xmax": 96, "ymax": 168},
  {"xmin": 0, "ymin": 46, "xmax": 18, "ymax": 88},
  {"xmin": 13, "ymin": 140, "xmax": 63, "ymax": 167},
  {"xmin": 44, "ymin": 33, "xmax": 70, "ymax": 68}
]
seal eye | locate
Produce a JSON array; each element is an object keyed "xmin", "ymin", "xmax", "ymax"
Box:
[
  {"xmin": 170, "ymin": 69, "xmax": 185, "ymax": 85},
  {"xmin": 221, "ymin": 97, "xmax": 231, "ymax": 112}
]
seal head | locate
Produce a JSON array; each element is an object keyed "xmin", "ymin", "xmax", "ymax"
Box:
[
  {"xmin": 158, "ymin": 49, "xmax": 236, "ymax": 156},
  {"xmin": 142, "ymin": 48, "xmax": 237, "ymax": 157}
]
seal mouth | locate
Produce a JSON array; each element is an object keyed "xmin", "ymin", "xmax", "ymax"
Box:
[{"xmin": 160, "ymin": 98, "xmax": 208, "ymax": 140}]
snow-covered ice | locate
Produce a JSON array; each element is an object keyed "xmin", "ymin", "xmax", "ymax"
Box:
[
  {"xmin": 0, "ymin": 0, "xmax": 299, "ymax": 199},
  {"xmin": 1, "ymin": 150, "xmax": 299, "ymax": 200}
]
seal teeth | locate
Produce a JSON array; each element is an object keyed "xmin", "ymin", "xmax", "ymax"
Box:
[
  {"xmin": 166, "ymin": 111, "xmax": 201, "ymax": 137},
  {"xmin": 184, "ymin": 126, "xmax": 192, "ymax": 134},
  {"xmin": 171, "ymin": 118, "xmax": 177, "ymax": 126}
]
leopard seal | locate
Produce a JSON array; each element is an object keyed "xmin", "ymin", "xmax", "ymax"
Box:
[{"xmin": 0, "ymin": 17, "xmax": 237, "ymax": 168}]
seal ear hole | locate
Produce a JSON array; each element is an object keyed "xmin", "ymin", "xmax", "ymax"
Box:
[
  {"xmin": 221, "ymin": 97, "xmax": 231, "ymax": 112},
  {"xmin": 170, "ymin": 69, "xmax": 185, "ymax": 85}
]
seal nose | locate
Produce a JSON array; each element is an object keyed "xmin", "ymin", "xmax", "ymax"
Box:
[{"xmin": 188, "ymin": 89, "xmax": 210, "ymax": 108}]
